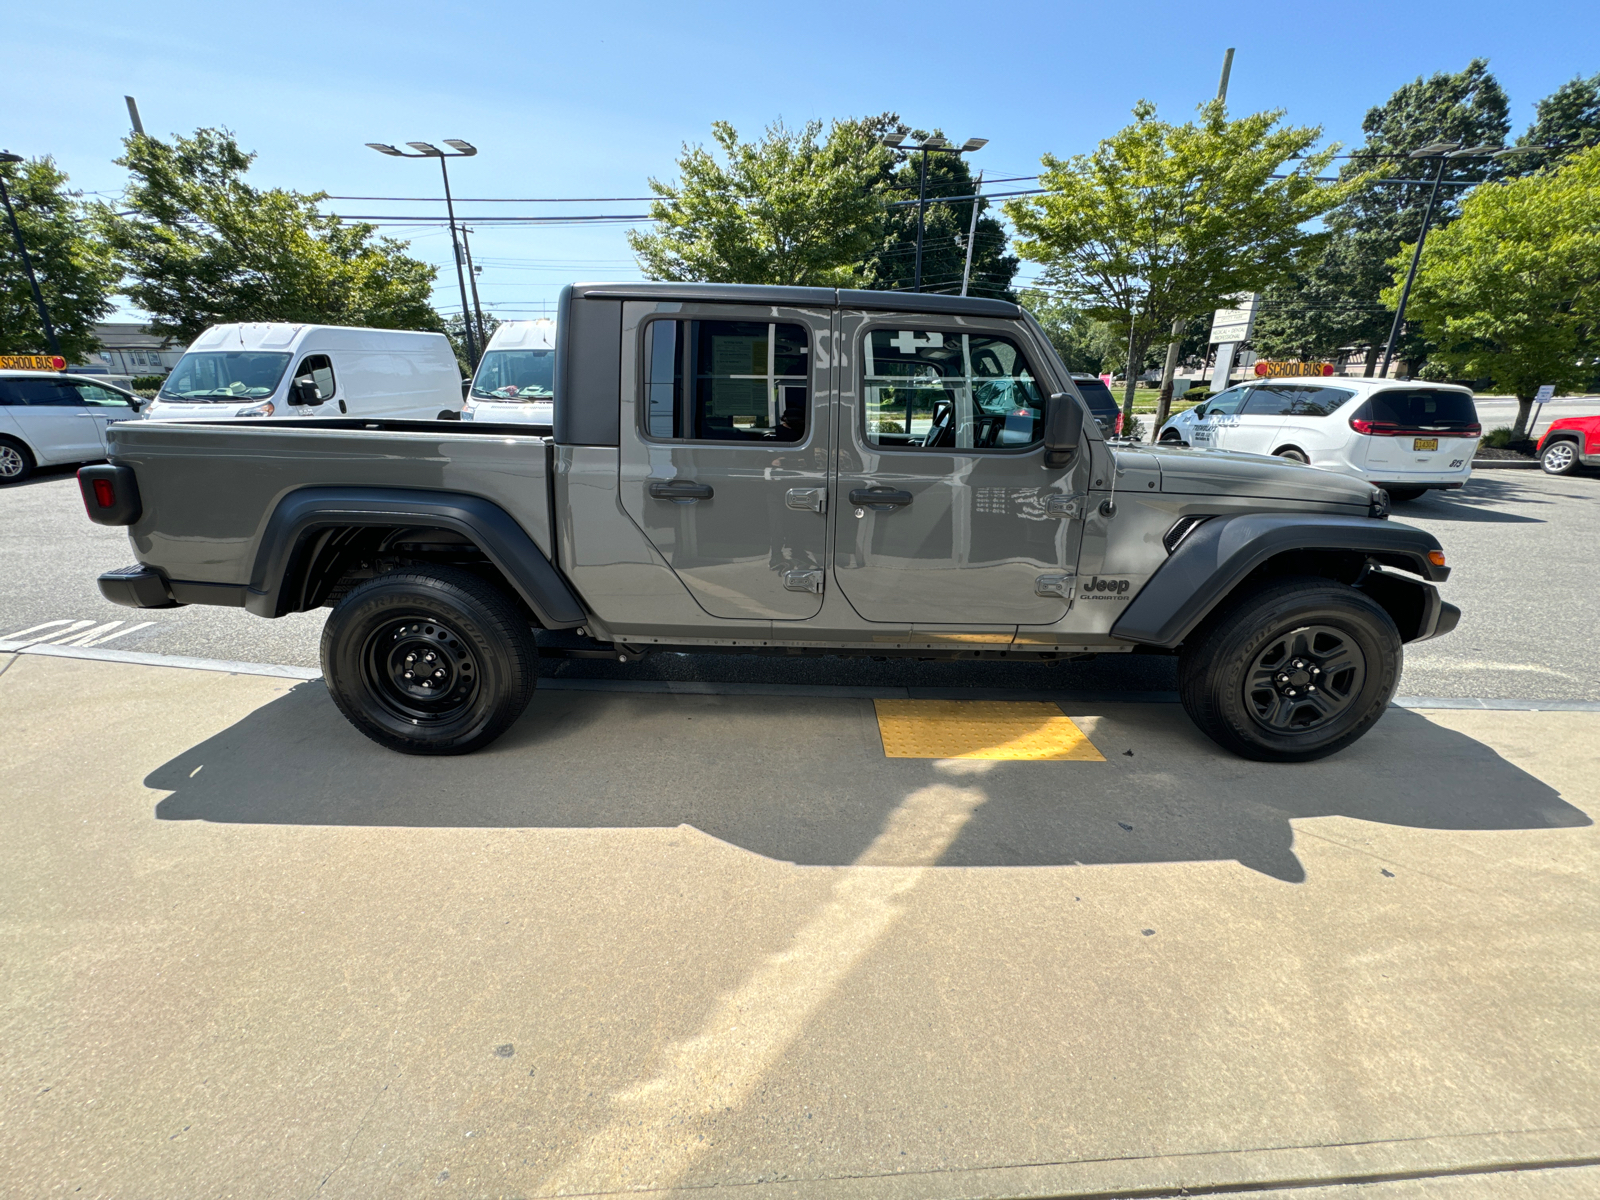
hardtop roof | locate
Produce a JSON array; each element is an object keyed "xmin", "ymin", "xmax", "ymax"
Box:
[{"xmin": 568, "ymin": 281, "xmax": 1022, "ymax": 320}]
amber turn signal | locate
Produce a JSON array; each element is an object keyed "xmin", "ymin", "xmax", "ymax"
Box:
[{"xmin": 1427, "ymin": 550, "xmax": 1447, "ymax": 568}]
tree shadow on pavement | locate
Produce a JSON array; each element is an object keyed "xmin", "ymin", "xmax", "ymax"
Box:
[
  {"xmin": 1394, "ymin": 476, "xmax": 1547, "ymax": 523},
  {"xmin": 147, "ymin": 682, "xmax": 1590, "ymax": 883}
]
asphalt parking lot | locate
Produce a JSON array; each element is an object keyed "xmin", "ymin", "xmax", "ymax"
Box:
[{"xmin": 3, "ymin": 461, "xmax": 1596, "ymax": 702}]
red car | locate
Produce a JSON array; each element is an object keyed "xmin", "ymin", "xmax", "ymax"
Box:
[{"xmin": 1537, "ymin": 416, "xmax": 1600, "ymax": 475}]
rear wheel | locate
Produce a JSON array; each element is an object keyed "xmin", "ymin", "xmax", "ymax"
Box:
[
  {"xmin": 321, "ymin": 565, "xmax": 537, "ymax": 755},
  {"xmin": 1274, "ymin": 447, "xmax": 1309, "ymax": 464},
  {"xmin": 1386, "ymin": 487, "xmax": 1427, "ymax": 502},
  {"xmin": 1178, "ymin": 576, "xmax": 1401, "ymax": 762},
  {"xmin": 1540, "ymin": 439, "xmax": 1580, "ymax": 475},
  {"xmin": 0, "ymin": 437, "xmax": 35, "ymax": 484}
]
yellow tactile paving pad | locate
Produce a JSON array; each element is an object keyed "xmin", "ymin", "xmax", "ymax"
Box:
[{"xmin": 873, "ymin": 699, "xmax": 1107, "ymax": 761}]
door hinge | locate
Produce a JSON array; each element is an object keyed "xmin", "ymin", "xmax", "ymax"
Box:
[
  {"xmin": 783, "ymin": 568, "xmax": 825, "ymax": 594},
  {"xmin": 785, "ymin": 487, "xmax": 826, "ymax": 514},
  {"xmin": 1035, "ymin": 571, "xmax": 1077, "ymax": 600},
  {"xmin": 1045, "ymin": 494, "xmax": 1084, "ymax": 519}
]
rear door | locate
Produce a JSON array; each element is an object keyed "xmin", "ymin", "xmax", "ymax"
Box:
[
  {"xmin": 832, "ymin": 313, "xmax": 1089, "ymax": 625},
  {"xmin": 617, "ymin": 301, "xmax": 833, "ymax": 620},
  {"xmin": 1221, "ymin": 384, "xmax": 1291, "ymax": 455},
  {"xmin": 75, "ymin": 381, "xmax": 139, "ymax": 449},
  {"xmin": 0, "ymin": 376, "xmax": 103, "ymax": 464}
]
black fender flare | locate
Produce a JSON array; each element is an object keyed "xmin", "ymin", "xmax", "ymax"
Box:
[
  {"xmin": 245, "ymin": 487, "xmax": 586, "ymax": 628},
  {"xmin": 1110, "ymin": 513, "xmax": 1448, "ymax": 648}
]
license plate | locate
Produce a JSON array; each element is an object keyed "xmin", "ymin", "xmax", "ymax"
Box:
[{"xmin": 1413, "ymin": 437, "xmax": 1439, "ymax": 451}]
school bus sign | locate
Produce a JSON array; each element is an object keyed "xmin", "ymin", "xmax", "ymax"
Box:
[
  {"xmin": 0, "ymin": 354, "xmax": 67, "ymax": 371},
  {"xmin": 1254, "ymin": 360, "xmax": 1335, "ymax": 378}
]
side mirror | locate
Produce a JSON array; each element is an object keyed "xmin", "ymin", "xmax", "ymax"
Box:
[
  {"xmin": 1044, "ymin": 392, "xmax": 1084, "ymax": 468},
  {"xmin": 291, "ymin": 379, "xmax": 322, "ymax": 406}
]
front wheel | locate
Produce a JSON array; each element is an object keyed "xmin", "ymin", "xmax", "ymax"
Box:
[
  {"xmin": 321, "ymin": 565, "xmax": 537, "ymax": 755},
  {"xmin": 1178, "ymin": 576, "xmax": 1402, "ymax": 762},
  {"xmin": 1540, "ymin": 440, "xmax": 1580, "ymax": 475}
]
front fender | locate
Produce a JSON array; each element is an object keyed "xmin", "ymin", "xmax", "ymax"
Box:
[{"xmin": 1110, "ymin": 513, "xmax": 1447, "ymax": 648}]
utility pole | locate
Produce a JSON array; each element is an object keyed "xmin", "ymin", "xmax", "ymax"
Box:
[
  {"xmin": 0, "ymin": 152, "xmax": 61, "ymax": 357},
  {"xmin": 1151, "ymin": 47, "xmax": 1235, "ymax": 438},
  {"xmin": 124, "ymin": 96, "xmax": 145, "ymax": 137},
  {"xmin": 460, "ymin": 225, "xmax": 488, "ymax": 354},
  {"xmin": 912, "ymin": 147, "xmax": 931, "ymax": 292},
  {"xmin": 959, "ymin": 171, "xmax": 983, "ymax": 297}
]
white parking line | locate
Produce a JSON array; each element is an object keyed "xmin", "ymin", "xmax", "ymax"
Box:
[
  {"xmin": 3, "ymin": 620, "xmax": 76, "ymax": 640},
  {"xmin": 83, "ymin": 622, "xmax": 154, "ymax": 646},
  {"xmin": 7, "ymin": 620, "xmax": 95, "ymax": 647},
  {"xmin": 52, "ymin": 621, "xmax": 125, "ymax": 646}
]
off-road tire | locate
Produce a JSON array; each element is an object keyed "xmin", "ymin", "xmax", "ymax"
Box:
[
  {"xmin": 1540, "ymin": 439, "xmax": 1580, "ymax": 475},
  {"xmin": 321, "ymin": 565, "xmax": 537, "ymax": 755},
  {"xmin": 0, "ymin": 436, "xmax": 35, "ymax": 484},
  {"xmin": 1274, "ymin": 447, "xmax": 1309, "ymax": 464},
  {"xmin": 1178, "ymin": 575, "xmax": 1402, "ymax": 762}
]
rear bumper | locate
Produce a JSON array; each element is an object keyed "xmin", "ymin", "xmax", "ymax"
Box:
[
  {"xmin": 98, "ymin": 564, "xmax": 180, "ymax": 609},
  {"xmin": 1373, "ymin": 480, "xmax": 1465, "ymax": 491}
]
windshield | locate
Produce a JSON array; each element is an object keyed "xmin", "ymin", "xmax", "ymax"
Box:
[
  {"xmin": 472, "ymin": 349, "xmax": 554, "ymax": 401},
  {"xmin": 159, "ymin": 352, "xmax": 292, "ymax": 401}
]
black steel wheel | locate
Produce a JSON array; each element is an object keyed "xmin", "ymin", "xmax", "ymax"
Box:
[
  {"xmin": 321, "ymin": 565, "xmax": 537, "ymax": 755},
  {"xmin": 1178, "ymin": 576, "xmax": 1401, "ymax": 762},
  {"xmin": 1540, "ymin": 440, "xmax": 1579, "ymax": 475},
  {"xmin": 0, "ymin": 437, "xmax": 34, "ymax": 484}
]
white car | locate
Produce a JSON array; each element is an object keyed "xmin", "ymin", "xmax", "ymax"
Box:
[
  {"xmin": 1157, "ymin": 378, "xmax": 1480, "ymax": 501},
  {"xmin": 0, "ymin": 371, "xmax": 144, "ymax": 485},
  {"xmin": 462, "ymin": 319, "xmax": 555, "ymax": 426}
]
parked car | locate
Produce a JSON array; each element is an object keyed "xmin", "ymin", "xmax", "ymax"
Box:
[
  {"xmin": 1157, "ymin": 378, "xmax": 1480, "ymax": 502},
  {"xmin": 0, "ymin": 371, "xmax": 144, "ymax": 484},
  {"xmin": 84, "ymin": 282, "xmax": 1456, "ymax": 764},
  {"xmin": 462, "ymin": 319, "xmax": 555, "ymax": 426},
  {"xmin": 1536, "ymin": 415, "xmax": 1600, "ymax": 475},
  {"xmin": 142, "ymin": 323, "xmax": 462, "ymax": 422},
  {"xmin": 1069, "ymin": 373, "xmax": 1123, "ymax": 438}
]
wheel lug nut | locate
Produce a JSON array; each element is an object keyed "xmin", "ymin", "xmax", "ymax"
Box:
[{"xmin": 434, "ymin": 669, "xmax": 445, "ymax": 678}]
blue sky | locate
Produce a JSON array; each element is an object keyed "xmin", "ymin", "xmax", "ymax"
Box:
[{"xmin": 7, "ymin": 0, "xmax": 1597, "ymax": 323}]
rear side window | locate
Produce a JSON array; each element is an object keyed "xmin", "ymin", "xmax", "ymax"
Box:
[
  {"xmin": 0, "ymin": 378, "xmax": 85, "ymax": 405},
  {"xmin": 1358, "ymin": 389, "xmax": 1479, "ymax": 429},
  {"xmin": 864, "ymin": 328, "xmax": 1045, "ymax": 450},
  {"xmin": 643, "ymin": 319, "xmax": 808, "ymax": 442},
  {"xmin": 1241, "ymin": 385, "xmax": 1355, "ymax": 418}
]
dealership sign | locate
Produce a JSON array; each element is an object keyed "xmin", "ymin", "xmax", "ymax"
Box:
[
  {"xmin": 0, "ymin": 354, "xmax": 67, "ymax": 371},
  {"xmin": 1254, "ymin": 361, "xmax": 1335, "ymax": 378}
]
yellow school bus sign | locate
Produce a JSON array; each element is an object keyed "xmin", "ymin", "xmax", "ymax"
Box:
[
  {"xmin": 1254, "ymin": 360, "xmax": 1335, "ymax": 378},
  {"xmin": 0, "ymin": 354, "xmax": 67, "ymax": 371}
]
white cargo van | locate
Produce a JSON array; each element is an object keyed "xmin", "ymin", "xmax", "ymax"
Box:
[
  {"xmin": 462, "ymin": 319, "xmax": 555, "ymax": 426},
  {"xmin": 144, "ymin": 323, "xmax": 462, "ymax": 421}
]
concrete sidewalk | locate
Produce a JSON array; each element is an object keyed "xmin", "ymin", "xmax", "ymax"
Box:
[{"xmin": 3, "ymin": 652, "xmax": 1597, "ymax": 1198}]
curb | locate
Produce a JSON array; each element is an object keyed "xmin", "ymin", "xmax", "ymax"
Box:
[{"xmin": 5, "ymin": 642, "xmax": 1598, "ymax": 713}]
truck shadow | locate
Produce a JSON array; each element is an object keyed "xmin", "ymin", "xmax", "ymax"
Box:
[
  {"xmin": 1396, "ymin": 476, "xmax": 1547, "ymax": 523},
  {"xmin": 147, "ymin": 684, "xmax": 1590, "ymax": 882}
]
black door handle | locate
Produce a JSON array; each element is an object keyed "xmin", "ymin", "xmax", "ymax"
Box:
[
  {"xmin": 648, "ymin": 480, "xmax": 714, "ymax": 501},
  {"xmin": 849, "ymin": 488, "xmax": 914, "ymax": 509}
]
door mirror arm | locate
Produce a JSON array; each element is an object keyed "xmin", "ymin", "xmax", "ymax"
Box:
[{"xmin": 1043, "ymin": 392, "xmax": 1085, "ymax": 468}]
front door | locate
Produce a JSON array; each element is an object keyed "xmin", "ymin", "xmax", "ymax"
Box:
[
  {"xmin": 1188, "ymin": 383, "xmax": 1249, "ymax": 450},
  {"xmin": 832, "ymin": 314, "xmax": 1089, "ymax": 625},
  {"xmin": 618, "ymin": 301, "xmax": 833, "ymax": 621},
  {"xmin": 75, "ymin": 381, "xmax": 139, "ymax": 451}
]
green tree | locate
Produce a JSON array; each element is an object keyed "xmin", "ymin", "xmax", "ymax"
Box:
[
  {"xmin": 859, "ymin": 121, "xmax": 1017, "ymax": 298},
  {"xmin": 0, "ymin": 156, "xmax": 117, "ymax": 362},
  {"xmin": 1007, "ymin": 99, "xmax": 1363, "ymax": 433},
  {"xmin": 1394, "ymin": 145, "xmax": 1600, "ymax": 436},
  {"xmin": 97, "ymin": 128, "xmax": 441, "ymax": 343},
  {"xmin": 1018, "ymin": 289, "xmax": 1122, "ymax": 373},
  {"xmin": 1253, "ymin": 59, "xmax": 1511, "ymax": 373},
  {"xmin": 1515, "ymin": 73, "xmax": 1600, "ymax": 172},
  {"xmin": 629, "ymin": 119, "xmax": 886, "ymax": 286}
]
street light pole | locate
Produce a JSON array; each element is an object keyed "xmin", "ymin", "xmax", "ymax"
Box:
[
  {"xmin": 366, "ymin": 139, "xmax": 482, "ymax": 369},
  {"xmin": 880, "ymin": 134, "xmax": 987, "ymax": 294},
  {"xmin": 0, "ymin": 152, "xmax": 62, "ymax": 357}
]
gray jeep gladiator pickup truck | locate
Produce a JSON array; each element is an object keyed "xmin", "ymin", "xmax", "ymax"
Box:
[{"xmin": 79, "ymin": 283, "xmax": 1458, "ymax": 761}]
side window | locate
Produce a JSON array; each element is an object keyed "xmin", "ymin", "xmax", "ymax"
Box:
[
  {"xmin": 292, "ymin": 354, "xmax": 336, "ymax": 404},
  {"xmin": 1203, "ymin": 385, "xmax": 1250, "ymax": 417},
  {"xmin": 642, "ymin": 319, "xmax": 808, "ymax": 442},
  {"xmin": 78, "ymin": 383, "xmax": 133, "ymax": 408},
  {"xmin": 1241, "ymin": 385, "xmax": 1354, "ymax": 418},
  {"xmin": 863, "ymin": 328, "xmax": 1045, "ymax": 450},
  {"xmin": 0, "ymin": 378, "xmax": 85, "ymax": 406}
]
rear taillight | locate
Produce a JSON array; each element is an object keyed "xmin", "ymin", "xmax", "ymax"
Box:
[
  {"xmin": 92, "ymin": 478, "xmax": 115, "ymax": 508},
  {"xmin": 1350, "ymin": 418, "xmax": 1394, "ymax": 435}
]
